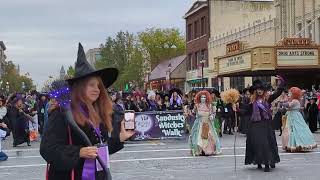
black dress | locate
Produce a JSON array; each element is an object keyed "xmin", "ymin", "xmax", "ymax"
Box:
[
  {"xmin": 245, "ymin": 89, "xmax": 283, "ymax": 166},
  {"xmin": 40, "ymin": 109, "xmax": 124, "ymax": 180},
  {"xmin": 7, "ymin": 106, "xmax": 30, "ymax": 146},
  {"xmin": 306, "ymin": 103, "xmax": 318, "ymax": 133},
  {"xmin": 239, "ymin": 97, "xmax": 250, "ymax": 135}
]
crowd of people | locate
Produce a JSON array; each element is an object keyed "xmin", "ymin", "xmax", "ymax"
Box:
[{"xmin": 0, "ymin": 42, "xmax": 319, "ymax": 179}]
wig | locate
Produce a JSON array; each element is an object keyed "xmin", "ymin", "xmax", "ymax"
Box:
[
  {"xmin": 221, "ymin": 89, "xmax": 240, "ymax": 104},
  {"xmin": 194, "ymin": 90, "xmax": 212, "ymax": 105},
  {"xmin": 289, "ymin": 87, "xmax": 302, "ymax": 100}
]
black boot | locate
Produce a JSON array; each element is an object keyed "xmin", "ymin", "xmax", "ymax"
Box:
[
  {"xmin": 257, "ymin": 164, "xmax": 262, "ymax": 169},
  {"xmin": 270, "ymin": 164, "xmax": 275, "ymax": 168},
  {"xmin": 264, "ymin": 165, "xmax": 270, "ymax": 172}
]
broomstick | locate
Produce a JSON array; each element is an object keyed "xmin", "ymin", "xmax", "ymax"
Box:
[
  {"xmin": 65, "ymin": 110, "xmax": 112, "ymax": 180},
  {"xmin": 233, "ymin": 108, "xmax": 238, "ymax": 172},
  {"xmin": 220, "ymin": 89, "xmax": 240, "ymax": 172}
]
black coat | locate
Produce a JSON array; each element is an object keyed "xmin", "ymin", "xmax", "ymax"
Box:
[
  {"xmin": 307, "ymin": 103, "xmax": 318, "ymax": 132},
  {"xmin": 40, "ymin": 109, "xmax": 124, "ymax": 180}
]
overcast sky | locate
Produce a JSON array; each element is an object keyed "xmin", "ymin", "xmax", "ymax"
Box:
[{"xmin": 0, "ymin": 0, "xmax": 193, "ymax": 90}]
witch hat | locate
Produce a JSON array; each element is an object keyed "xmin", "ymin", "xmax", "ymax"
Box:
[
  {"xmin": 67, "ymin": 43, "xmax": 118, "ymax": 88},
  {"xmin": 249, "ymin": 79, "xmax": 268, "ymax": 94}
]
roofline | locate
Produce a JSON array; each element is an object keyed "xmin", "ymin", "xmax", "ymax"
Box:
[
  {"xmin": 0, "ymin": 41, "xmax": 6, "ymax": 51},
  {"xmin": 183, "ymin": 3, "xmax": 208, "ymax": 19}
]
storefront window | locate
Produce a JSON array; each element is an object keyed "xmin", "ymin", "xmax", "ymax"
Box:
[
  {"xmin": 230, "ymin": 76, "xmax": 245, "ymax": 91},
  {"xmin": 252, "ymin": 76, "xmax": 271, "ymax": 85}
]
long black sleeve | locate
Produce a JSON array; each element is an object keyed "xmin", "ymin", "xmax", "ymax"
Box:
[
  {"xmin": 268, "ymin": 88, "xmax": 284, "ymax": 104},
  {"xmin": 40, "ymin": 111, "xmax": 82, "ymax": 171}
]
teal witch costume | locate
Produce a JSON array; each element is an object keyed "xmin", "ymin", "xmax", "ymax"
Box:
[
  {"xmin": 189, "ymin": 91, "xmax": 221, "ymax": 156},
  {"xmin": 282, "ymin": 99, "xmax": 317, "ymax": 152}
]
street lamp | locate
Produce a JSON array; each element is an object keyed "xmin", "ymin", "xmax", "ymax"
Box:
[
  {"xmin": 200, "ymin": 54, "xmax": 206, "ymax": 89},
  {"xmin": 5, "ymin": 81, "xmax": 9, "ymax": 95},
  {"xmin": 167, "ymin": 63, "xmax": 172, "ymax": 90}
]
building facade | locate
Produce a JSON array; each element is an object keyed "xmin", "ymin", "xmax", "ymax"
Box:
[
  {"xmin": 184, "ymin": 0, "xmax": 210, "ymax": 92},
  {"xmin": 208, "ymin": 0, "xmax": 276, "ymax": 91},
  {"xmin": 86, "ymin": 48, "xmax": 102, "ymax": 66},
  {"xmin": 0, "ymin": 41, "xmax": 6, "ymax": 78},
  {"xmin": 275, "ymin": 0, "xmax": 320, "ymax": 42}
]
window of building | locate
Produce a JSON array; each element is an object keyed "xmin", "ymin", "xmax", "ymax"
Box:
[
  {"xmin": 191, "ymin": 53, "xmax": 196, "ymax": 70},
  {"xmin": 195, "ymin": 51, "xmax": 200, "ymax": 69},
  {"xmin": 194, "ymin": 20, "xmax": 199, "ymax": 38},
  {"xmin": 201, "ymin": 49, "xmax": 209, "ymax": 67},
  {"xmin": 230, "ymin": 76, "xmax": 245, "ymax": 91},
  {"xmin": 187, "ymin": 54, "xmax": 192, "ymax": 71},
  {"xmin": 297, "ymin": 23, "xmax": 302, "ymax": 37},
  {"xmin": 187, "ymin": 24, "xmax": 192, "ymax": 41},
  {"xmin": 307, "ymin": 20, "xmax": 312, "ymax": 39},
  {"xmin": 201, "ymin": 16, "xmax": 206, "ymax": 36}
]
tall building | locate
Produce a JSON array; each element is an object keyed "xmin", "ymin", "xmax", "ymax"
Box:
[
  {"xmin": 208, "ymin": 0, "xmax": 275, "ymax": 91},
  {"xmin": 86, "ymin": 48, "xmax": 102, "ymax": 66},
  {"xmin": 0, "ymin": 41, "xmax": 6, "ymax": 78},
  {"xmin": 60, "ymin": 65, "xmax": 66, "ymax": 79},
  {"xmin": 184, "ymin": 0, "xmax": 210, "ymax": 92},
  {"xmin": 205, "ymin": 0, "xmax": 320, "ymax": 90}
]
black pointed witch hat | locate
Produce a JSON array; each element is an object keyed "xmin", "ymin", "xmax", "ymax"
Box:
[
  {"xmin": 67, "ymin": 43, "xmax": 118, "ymax": 88},
  {"xmin": 249, "ymin": 79, "xmax": 268, "ymax": 94}
]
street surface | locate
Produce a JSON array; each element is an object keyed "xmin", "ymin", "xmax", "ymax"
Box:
[{"xmin": 1, "ymin": 131, "xmax": 320, "ymax": 180}]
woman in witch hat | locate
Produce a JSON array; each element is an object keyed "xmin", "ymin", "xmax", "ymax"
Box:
[
  {"xmin": 40, "ymin": 43, "xmax": 134, "ymax": 180},
  {"xmin": 245, "ymin": 76, "xmax": 284, "ymax": 172}
]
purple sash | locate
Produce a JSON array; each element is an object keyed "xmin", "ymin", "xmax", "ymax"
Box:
[
  {"xmin": 251, "ymin": 101, "xmax": 271, "ymax": 122},
  {"xmin": 82, "ymin": 122, "xmax": 110, "ymax": 180}
]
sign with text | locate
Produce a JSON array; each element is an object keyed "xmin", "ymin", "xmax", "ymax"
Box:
[
  {"xmin": 277, "ymin": 49, "xmax": 319, "ymax": 66},
  {"xmin": 226, "ymin": 41, "xmax": 241, "ymax": 54},
  {"xmin": 133, "ymin": 111, "xmax": 185, "ymax": 140},
  {"xmin": 218, "ymin": 52, "xmax": 251, "ymax": 74},
  {"xmin": 281, "ymin": 38, "xmax": 312, "ymax": 46}
]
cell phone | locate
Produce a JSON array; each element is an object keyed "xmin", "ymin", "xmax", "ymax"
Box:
[{"xmin": 124, "ymin": 110, "xmax": 135, "ymax": 130}]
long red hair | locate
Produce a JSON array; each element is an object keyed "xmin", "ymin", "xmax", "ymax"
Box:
[
  {"xmin": 71, "ymin": 76, "xmax": 113, "ymax": 132},
  {"xmin": 194, "ymin": 90, "xmax": 212, "ymax": 106}
]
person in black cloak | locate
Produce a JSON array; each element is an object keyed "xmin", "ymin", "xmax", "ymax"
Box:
[
  {"xmin": 37, "ymin": 93, "xmax": 48, "ymax": 135},
  {"xmin": 306, "ymin": 97, "xmax": 319, "ymax": 133},
  {"xmin": 40, "ymin": 43, "xmax": 134, "ymax": 180},
  {"xmin": 7, "ymin": 95, "xmax": 32, "ymax": 147},
  {"xmin": 238, "ymin": 88, "xmax": 251, "ymax": 135},
  {"xmin": 245, "ymin": 77, "xmax": 284, "ymax": 172}
]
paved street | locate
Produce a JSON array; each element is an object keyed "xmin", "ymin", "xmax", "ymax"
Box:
[{"xmin": 1, "ymin": 131, "xmax": 320, "ymax": 180}]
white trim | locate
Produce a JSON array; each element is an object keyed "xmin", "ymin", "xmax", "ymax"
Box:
[{"xmin": 183, "ymin": 4, "xmax": 208, "ymax": 19}]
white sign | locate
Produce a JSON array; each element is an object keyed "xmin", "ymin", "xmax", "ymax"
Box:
[
  {"xmin": 219, "ymin": 52, "xmax": 251, "ymax": 74},
  {"xmin": 277, "ymin": 49, "xmax": 319, "ymax": 66}
]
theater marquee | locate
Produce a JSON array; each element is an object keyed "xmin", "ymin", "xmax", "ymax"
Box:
[
  {"xmin": 218, "ymin": 52, "xmax": 251, "ymax": 74},
  {"xmin": 277, "ymin": 49, "xmax": 319, "ymax": 66}
]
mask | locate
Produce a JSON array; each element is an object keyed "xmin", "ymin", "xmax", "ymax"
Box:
[{"xmin": 200, "ymin": 96, "xmax": 206, "ymax": 103}]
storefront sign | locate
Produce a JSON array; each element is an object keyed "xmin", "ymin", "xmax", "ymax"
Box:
[
  {"xmin": 219, "ymin": 52, "xmax": 251, "ymax": 74},
  {"xmin": 133, "ymin": 111, "xmax": 185, "ymax": 140},
  {"xmin": 277, "ymin": 49, "xmax": 319, "ymax": 66},
  {"xmin": 226, "ymin": 41, "xmax": 241, "ymax": 54},
  {"xmin": 282, "ymin": 38, "xmax": 311, "ymax": 46}
]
